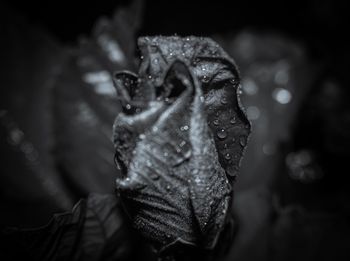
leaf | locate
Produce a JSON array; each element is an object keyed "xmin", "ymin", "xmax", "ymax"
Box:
[
  {"xmin": 3, "ymin": 194, "xmax": 136, "ymax": 261},
  {"xmin": 53, "ymin": 0, "xmax": 144, "ymax": 195},
  {"xmin": 137, "ymin": 36, "xmax": 251, "ymax": 179},
  {"xmin": 112, "ymin": 35, "xmax": 252, "ymax": 255}
]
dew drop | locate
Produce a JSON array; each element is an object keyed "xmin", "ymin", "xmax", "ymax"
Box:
[
  {"xmin": 213, "ymin": 119, "xmax": 219, "ymax": 126},
  {"xmin": 125, "ymin": 104, "xmax": 131, "ymax": 110},
  {"xmin": 166, "ymin": 185, "xmax": 171, "ymax": 191},
  {"xmin": 230, "ymin": 117, "xmax": 236, "ymax": 124},
  {"xmin": 146, "ymin": 160, "xmax": 152, "ymax": 167},
  {"xmin": 179, "ymin": 140, "xmax": 186, "ymax": 147},
  {"xmin": 239, "ymin": 136, "xmax": 247, "ymax": 147},
  {"xmin": 180, "ymin": 125, "xmax": 189, "ymax": 131},
  {"xmin": 224, "ymin": 153, "xmax": 231, "ymax": 160},
  {"xmin": 220, "ymin": 97, "xmax": 228, "ymax": 105},
  {"xmin": 226, "ymin": 165, "xmax": 238, "ymax": 177},
  {"xmin": 150, "ymin": 173, "xmax": 159, "ymax": 180},
  {"xmin": 217, "ymin": 129, "xmax": 227, "ymax": 140}
]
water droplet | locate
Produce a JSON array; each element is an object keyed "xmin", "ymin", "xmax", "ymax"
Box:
[
  {"xmin": 220, "ymin": 97, "xmax": 228, "ymax": 105},
  {"xmin": 213, "ymin": 119, "xmax": 219, "ymax": 126},
  {"xmin": 146, "ymin": 160, "xmax": 152, "ymax": 167},
  {"xmin": 139, "ymin": 134, "xmax": 146, "ymax": 140},
  {"xmin": 239, "ymin": 136, "xmax": 246, "ymax": 147},
  {"xmin": 230, "ymin": 117, "xmax": 236, "ymax": 124},
  {"xmin": 153, "ymin": 58, "xmax": 159, "ymax": 65},
  {"xmin": 125, "ymin": 104, "xmax": 131, "ymax": 110},
  {"xmin": 166, "ymin": 185, "xmax": 171, "ymax": 191},
  {"xmin": 179, "ymin": 140, "xmax": 186, "ymax": 147},
  {"xmin": 224, "ymin": 153, "xmax": 231, "ymax": 160},
  {"xmin": 150, "ymin": 173, "xmax": 159, "ymax": 180},
  {"xmin": 217, "ymin": 129, "xmax": 227, "ymax": 140},
  {"xmin": 152, "ymin": 126, "xmax": 159, "ymax": 132},
  {"xmin": 180, "ymin": 125, "xmax": 189, "ymax": 131},
  {"xmin": 148, "ymin": 75, "xmax": 152, "ymax": 79},
  {"xmin": 140, "ymin": 55, "xmax": 144, "ymax": 60},
  {"xmin": 226, "ymin": 165, "xmax": 238, "ymax": 177},
  {"xmin": 202, "ymin": 75, "xmax": 209, "ymax": 83}
]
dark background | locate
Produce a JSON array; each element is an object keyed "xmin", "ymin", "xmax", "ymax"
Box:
[
  {"xmin": 1, "ymin": 0, "xmax": 350, "ymax": 260},
  {"xmin": 3, "ymin": 0, "xmax": 349, "ymax": 54}
]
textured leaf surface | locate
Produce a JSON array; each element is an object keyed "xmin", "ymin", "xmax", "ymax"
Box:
[{"xmin": 113, "ymin": 36, "xmax": 251, "ymax": 253}]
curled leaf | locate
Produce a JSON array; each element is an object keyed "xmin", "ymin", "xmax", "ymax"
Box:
[{"xmin": 113, "ymin": 36, "xmax": 250, "ymax": 253}]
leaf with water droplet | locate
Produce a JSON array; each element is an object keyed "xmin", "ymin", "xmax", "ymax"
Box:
[{"xmin": 113, "ymin": 36, "xmax": 251, "ymax": 255}]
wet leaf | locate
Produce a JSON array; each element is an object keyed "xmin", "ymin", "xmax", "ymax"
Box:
[{"xmin": 113, "ymin": 36, "xmax": 251, "ymax": 254}]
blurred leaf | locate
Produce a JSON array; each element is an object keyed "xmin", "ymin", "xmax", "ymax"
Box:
[{"xmin": 3, "ymin": 194, "xmax": 136, "ymax": 261}]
